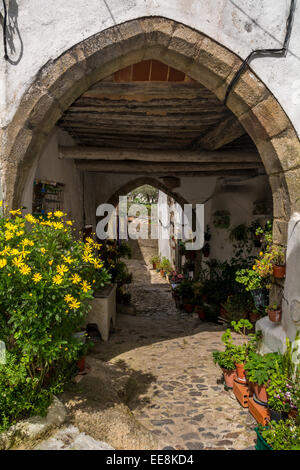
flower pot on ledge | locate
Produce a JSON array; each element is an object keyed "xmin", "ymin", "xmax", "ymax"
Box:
[
  {"xmin": 272, "ymin": 264, "xmax": 286, "ymax": 279},
  {"xmin": 267, "ymin": 308, "xmax": 282, "ymax": 323},
  {"xmin": 222, "ymin": 368, "xmax": 236, "ymax": 388}
]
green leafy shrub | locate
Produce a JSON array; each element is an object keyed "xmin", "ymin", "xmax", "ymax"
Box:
[
  {"xmin": 0, "ymin": 209, "xmax": 110, "ymax": 430},
  {"xmin": 245, "ymin": 352, "xmax": 283, "ymax": 386},
  {"xmin": 259, "ymin": 420, "xmax": 300, "ymax": 450}
]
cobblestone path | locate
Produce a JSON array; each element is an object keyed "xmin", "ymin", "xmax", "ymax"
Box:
[{"xmin": 93, "ymin": 238, "xmax": 257, "ymax": 450}]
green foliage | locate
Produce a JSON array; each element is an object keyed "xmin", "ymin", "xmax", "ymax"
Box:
[
  {"xmin": 150, "ymin": 255, "xmax": 160, "ymax": 264},
  {"xmin": 118, "ymin": 242, "xmax": 132, "ymax": 259},
  {"xmin": 245, "ymin": 351, "xmax": 283, "ymax": 386},
  {"xmin": 235, "ymin": 268, "xmax": 266, "ymax": 291},
  {"xmin": 267, "ymin": 369, "xmax": 291, "ymax": 412},
  {"xmin": 0, "ymin": 210, "xmax": 110, "ymax": 431},
  {"xmin": 259, "ymin": 420, "xmax": 300, "ymax": 450},
  {"xmin": 159, "ymin": 257, "xmax": 172, "ymax": 273},
  {"xmin": 213, "ymin": 350, "xmax": 235, "ymax": 371}
]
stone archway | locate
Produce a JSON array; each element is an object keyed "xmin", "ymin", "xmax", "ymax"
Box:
[
  {"xmin": 106, "ymin": 176, "xmax": 189, "ymax": 209},
  {"xmin": 2, "ymin": 16, "xmax": 300, "ymax": 250}
]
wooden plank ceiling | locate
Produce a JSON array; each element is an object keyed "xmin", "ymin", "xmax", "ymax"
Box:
[{"xmin": 58, "ymin": 60, "xmax": 254, "ymax": 152}]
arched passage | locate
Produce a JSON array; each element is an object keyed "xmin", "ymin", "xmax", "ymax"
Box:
[{"xmin": 2, "ymin": 16, "xmax": 300, "ymax": 250}]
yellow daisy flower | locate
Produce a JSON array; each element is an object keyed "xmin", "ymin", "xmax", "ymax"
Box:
[
  {"xmin": 54, "ymin": 211, "xmax": 64, "ymax": 218},
  {"xmin": 19, "ymin": 265, "xmax": 31, "ymax": 275},
  {"xmin": 56, "ymin": 264, "xmax": 69, "ymax": 276},
  {"xmin": 33, "ymin": 273, "xmax": 42, "ymax": 283},
  {"xmin": 53, "ymin": 274, "xmax": 63, "ymax": 285},
  {"xmin": 81, "ymin": 280, "xmax": 92, "ymax": 293},
  {"xmin": 0, "ymin": 258, "xmax": 7, "ymax": 268},
  {"xmin": 70, "ymin": 273, "xmax": 81, "ymax": 284}
]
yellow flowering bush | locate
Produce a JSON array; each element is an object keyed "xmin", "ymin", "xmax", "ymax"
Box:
[{"xmin": 0, "ymin": 209, "xmax": 110, "ymax": 430}]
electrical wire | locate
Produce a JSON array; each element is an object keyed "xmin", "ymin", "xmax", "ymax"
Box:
[
  {"xmin": 224, "ymin": 0, "xmax": 296, "ymax": 105},
  {"xmin": 2, "ymin": 0, "xmax": 8, "ymax": 60}
]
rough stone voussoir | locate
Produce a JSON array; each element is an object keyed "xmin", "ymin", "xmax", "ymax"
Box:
[
  {"xmin": 139, "ymin": 17, "xmax": 175, "ymax": 48},
  {"xmin": 227, "ymin": 69, "xmax": 270, "ymax": 117},
  {"xmin": 168, "ymin": 24, "xmax": 204, "ymax": 61}
]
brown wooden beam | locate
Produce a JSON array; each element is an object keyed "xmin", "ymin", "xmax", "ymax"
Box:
[
  {"xmin": 74, "ymin": 160, "xmax": 263, "ymax": 173},
  {"xmin": 197, "ymin": 115, "xmax": 246, "ymax": 150},
  {"xmin": 59, "ymin": 146, "xmax": 261, "ymax": 163}
]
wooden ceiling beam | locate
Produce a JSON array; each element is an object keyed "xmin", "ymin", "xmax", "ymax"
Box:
[
  {"xmin": 197, "ymin": 115, "xmax": 246, "ymax": 151},
  {"xmin": 74, "ymin": 160, "xmax": 263, "ymax": 173},
  {"xmin": 59, "ymin": 146, "xmax": 261, "ymax": 163}
]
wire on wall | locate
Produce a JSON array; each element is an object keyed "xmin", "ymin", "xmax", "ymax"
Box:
[
  {"xmin": 2, "ymin": 0, "xmax": 8, "ymax": 60},
  {"xmin": 224, "ymin": 0, "xmax": 296, "ymax": 105}
]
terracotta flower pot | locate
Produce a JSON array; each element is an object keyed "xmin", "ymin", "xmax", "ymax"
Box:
[
  {"xmin": 253, "ymin": 383, "xmax": 268, "ymax": 403},
  {"xmin": 160, "ymin": 269, "xmax": 165, "ymax": 277},
  {"xmin": 220, "ymin": 307, "xmax": 227, "ymax": 319},
  {"xmin": 272, "ymin": 264, "xmax": 286, "ymax": 279},
  {"xmin": 183, "ymin": 303, "xmax": 194, "ymax": 313},
  {"xmin": 77, "ymin": 356, "xmax": 86, "ymax": 373},
  {"xmin": 288, "ymin": 408, "xmax": 298, "ymax": 419},
  {"xmin": 235, "ymin": 363, "xmax": 247, "ymax": 384},
  {"xmin": 152, "ymin": 262, "xmax": 157, "ymax": 270},
  {"xmin": 268, "ymin": 308, "xmax": 282, "ymax": 323},
  {"xmin": 195, "ymin": 305, "xmax": 206, "ymax": 320},
  {"xmin": 222, "ymin": 368, "xmax": 237, "ymax": 388},
  {"xmin": 249, "ymin": 312, "xmax": 260, "ymax": 323}
]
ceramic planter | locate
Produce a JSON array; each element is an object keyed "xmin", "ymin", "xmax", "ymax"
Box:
[
  {"xmin": 268, "ymin": 308, "xmax": 282, "ymax": 323},
  {"xmin": 220, "ymin": 307, "xmax": 227, "ymax": 319},
  {"xmin": 160, "ymin": 269, "xmax": 165, "ymax": 277},
  {"xmin": 249, "ymin": 312, "xmax": 260, "ymax": 323},
  {"xmin": 253, "ymin": 383, "xmax": 268, "ymax": 404},
  {"xmin": 152, "ymin": 262, "xmax": 157, "ymax": 270},
  {"xmin": 194, "ymin": 305, "xmax": 205, "ymax": 320},
  {"xmin": 235, "ymin": 363, "xmax": 247, "ymax": 384},
  {"xmin": 183, "ymin": 303, "xmax": 194, "ymax": 313},
  {"xmin": 272, "ymin": 265, "xmax": 286, "ymax": 279},
  {"xmin": 77, "ymin": 356, "xmax": 86, "ymax": 373},
  {"xmin": 288, "ymin": 409, "xmax": 298, "ymax": 420},
  {"xmin": 222, "ymin": 368, "xmax": 236, "ymax": 388},
  {"xmin": 254, "ymin": 427, "xmax": 273, "ymax": 450},
  {"xmin": 268, "ymin": 408, "xmax": 288, "ymax": 423}
]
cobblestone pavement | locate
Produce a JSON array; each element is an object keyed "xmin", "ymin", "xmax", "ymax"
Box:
[{"xmin": 92, "ymin": 238, "xmax": 257, "ymax": 450}]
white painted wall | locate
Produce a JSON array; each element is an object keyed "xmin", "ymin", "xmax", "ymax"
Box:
[
  {"xmin": 0, "ymin": 0, "xmax": 299, "ymax": 137},
  {"xmin": 22, "ymin": 128, "xmax": 84, "ymax": 231}
]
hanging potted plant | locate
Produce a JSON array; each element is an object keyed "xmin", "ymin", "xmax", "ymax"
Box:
[
  {"xmin": 267, "ymin": 304, "xmax": 282, "ymax": 323},
  {"xmin": 271, "ymin": 246, "xmax": 286, "ymax": 279}
]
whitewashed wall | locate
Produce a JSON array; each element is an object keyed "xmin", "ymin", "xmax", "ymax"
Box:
[{"xmin": 0, "ymin": 0, "xmax": 299, "ymax": 137}]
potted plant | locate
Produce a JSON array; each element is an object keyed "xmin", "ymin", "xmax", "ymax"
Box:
[
  {"xmin": 255, "ymin": 420, "xmax": 300, "ymax": 450},
  {"xmin": 249, "ymin": 308, "xmax": 262, "ymax": 324},
  {"xmin": 176, "ymin": 279, "xmax": 194, "ymax": 313},
  {"xmin": 212, "ymin": 329, "xmax": 237, "ymax": 388},
  {"xmin": 267, "ymin": 304, "xmax": 282, "ymax": 323},
  {"xmin": 236, "ymin": 268, "xmax": 270, "ymax": 309},
  {"xmin": 245, "ymin": 352, "xmax": 283, "ymax": 404},
  {"xmin": 231, "ymin": 319, "xmax": 261, "ymax": 384},
  {"xmin": 151, "ymin": 255, "xmax": 160, "ymax": 270},
  {"xmin": 266, "ymin": 371, "xmax": 291, "ymax": 422},
  {"xmin": 271, "ymin": 246, "xmax": 286, "ymax": 279},
  {"xmin": 159, "ymin": 257, "xmax": 172, "ymax": 277},
  {"xmin": 213, "ymin": 349, "xmax": 236, "ymax": 388}
]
